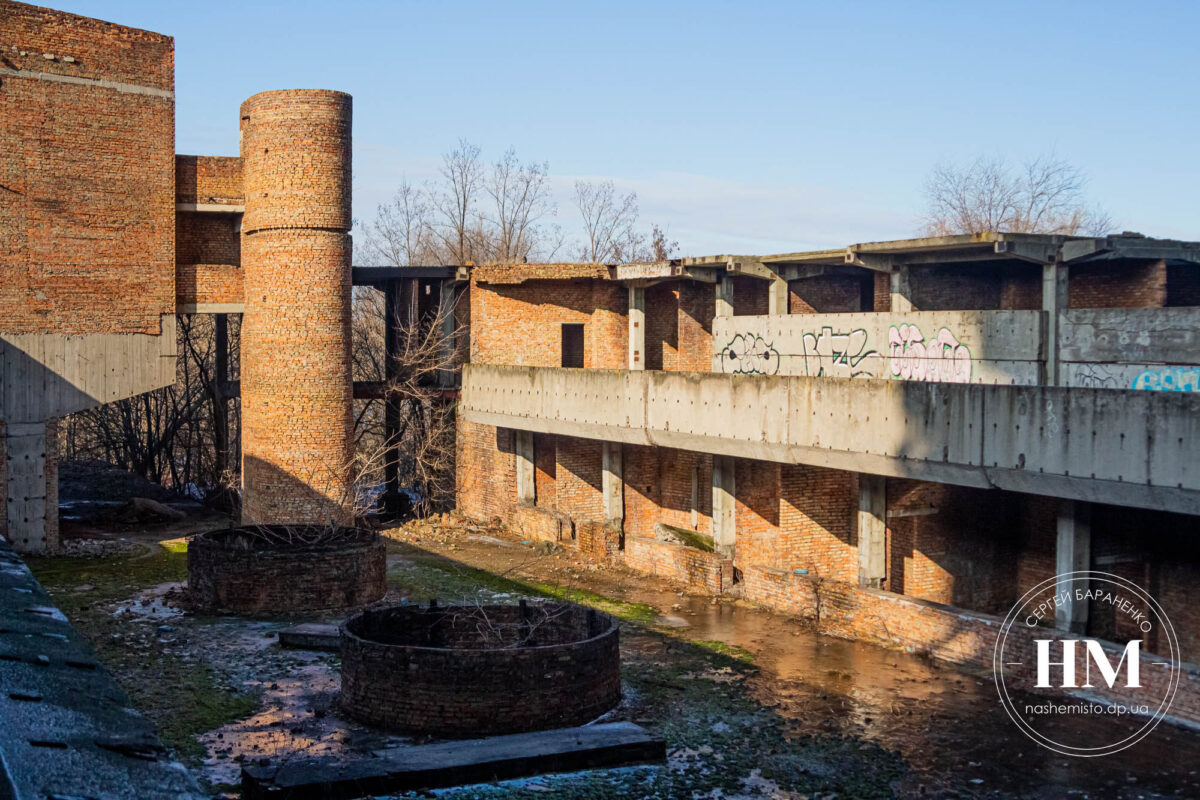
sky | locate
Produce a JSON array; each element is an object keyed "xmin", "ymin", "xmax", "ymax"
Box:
[{"xmin": 56, "ymin": 1, "xmax": 1200, "ymax": 257}]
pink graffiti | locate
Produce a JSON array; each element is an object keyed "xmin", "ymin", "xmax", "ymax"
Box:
[{"xmin": 887, "ymin": 323, "xmax": 973, "ymax": 383}]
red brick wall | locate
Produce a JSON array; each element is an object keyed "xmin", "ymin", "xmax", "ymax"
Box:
[
  {"xmin": 907, "ymin": 262, "xmax": 1041, "ymax": 311},
  {"xmin": 733, "ymin": 459, "xmax": 780, "ymax": 570},
  {"xmin": 625, "ymin": 535, "xmax": 729, "ymax": 593},
  {"xmin": 732, "ymin": 275, "xmax": 768, "ymax": 316},
  {"xmin": 676, "ymin": 281, "xmax": 715, "ymax": 372},
  {"xmin": 176, "ymin": 213, "xmax": 240, "ymax": 267},
  {"xmin": 1167, "ymin": 263, "xmax": 1200, "ymax": 307},
  {"xmin": 555, "ymin": 437, "xmax": 604, "ymax": 522},
  {"xmin": 175, "ymin": 155, "xmax": 243, "ymax": 205},
  {"xmin": 621, "ymin": 445, "xmax": 712, "ymax": 541},
  {"xmin": 175, "ymin": 264, "xmax": 244, "ymax": 308},
  {"xmin": 788, "ymin": 275, "xmax": 865, "ymax": 314},
  {"xmin": 644, "ymin": 282, "xmax": 678, "ymax": 371},
  {"xmin": 886, "ymin": 480, "xmax": 1020, "ymax": 614},
  {"xmin": 1, "ymin": 0, "xmax": 174, "ymax": 335},
  {"xmin": 779, "ymin": 464, "xmax": 858, "ymax": 582},
  {"xmin": 533, "ymin": 433, "xmax": 556, "ymax": 508},
  {"xmin": 456, "ymin": 419, "xmax": 515, "ymax": 522},
  {"xmin": 1070, "ymin": 259, "xmax": 1167, "ymax": 308},
  {"xmin": 622, "ymin": 444, "xmax": 662, "ymax": 540},
  {"xmin": 470, "ymin": 279, "xmax": 627, "ymax": 369},
  {"xmin": 873, "ymin": 272, "xmax": 890, "ymax": 312}
]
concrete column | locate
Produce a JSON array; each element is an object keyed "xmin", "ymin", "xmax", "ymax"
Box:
[
  {"xmin": 1042, "ymin": 262, "xmax": 1069, "ymax": 386},
  {"xmin": 715, "ymin": 275, "xmax": 734, "ymax": 318},
  {"xmin": 767, "ymin": 276, "xmax": 789, "ymax": 315},
  {"xmin": 889, "ymin": 266, "xmax": 913, "ymax": 313},
  {"xmin": 439, "ymin": 279, "xmax": 457, "ymax": 387},
  {"xmin": 515, "ymin": 429, "xmax": 535, "ymax": 505},
  {"xmin": 857, "ymin": 474, "xmax": 886, "ymax": 588},
  {"xmin": 601, "ymin": 441, "xmax": 623, "ymax": 522},
  {"xmin": 712, "ymin": 455, "xmax": 736, "ymax": 559},
  {"xmin": 627, "ymin": 286, "xmax": 645, "ymax": 370},
  {"xmin": 1055, "ymin": 499, "xmax": 1091, "ymax": 633},
  {"xmin": 4, "ymin": 421, "xmax": 57, "ymax": 554}
]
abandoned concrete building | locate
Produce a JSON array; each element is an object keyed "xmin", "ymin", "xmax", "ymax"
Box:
[{"xmin": 3, "ymin": 0, "xmax": 1200, "ymax": 793}]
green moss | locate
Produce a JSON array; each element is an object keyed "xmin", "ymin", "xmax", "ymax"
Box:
[
  {"xmin": 27, "ymin": 540, "xmax": 257, "ymax": 763},
  {"xmin": 690, "ymin": 640, "xmax": 756, "ymax": 664}
]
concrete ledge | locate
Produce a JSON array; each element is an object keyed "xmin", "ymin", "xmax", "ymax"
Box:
[{"xmin": 176, "ymin": 202, "xmax": 245, "ymax": 213}]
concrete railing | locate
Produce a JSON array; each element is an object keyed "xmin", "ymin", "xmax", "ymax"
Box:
[
  {"xmin": 711, "ymin": 307, "xmax": 1200, "ymax": 393},
  {"xmin": 461, "ymin": 363, "xmax": 1200, "ymax": 515}
]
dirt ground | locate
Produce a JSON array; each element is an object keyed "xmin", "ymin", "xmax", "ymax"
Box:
[{"xmin": 24, "ymin": 507, "xmax": 1200, "ymax": 799}]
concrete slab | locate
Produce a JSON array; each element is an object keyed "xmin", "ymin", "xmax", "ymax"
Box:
[
  {"xmin": 241, "ymin": 721, "xmax": 665, "ymax": 800},
  {"xmin": 278, "ymin": 622, "xmax": 340, "ymax": 651}
]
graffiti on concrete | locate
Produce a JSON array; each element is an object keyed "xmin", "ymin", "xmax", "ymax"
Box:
[
  {"xmin": 719, "ymin": 333, "xmax": 781, "ymax": 375},
  {"xmin": 800, "ymin": 327, "xmax": 884, "ymax": 379},
  {"xmin": 888, "ymin": 323, "xmax": 973, "ymax": 383},
  {"xmin": 1132, "ymin": 367, "xmax": 1200, "ymax": 392},
  {"xmin": 1072, "ymin": 364, "xmax": 1121, "ymax": 389}
]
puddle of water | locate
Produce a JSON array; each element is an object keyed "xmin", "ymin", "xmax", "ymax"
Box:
[{"xmin": 112, "ymin": 581, "xmax": 186, "ymax": 619}]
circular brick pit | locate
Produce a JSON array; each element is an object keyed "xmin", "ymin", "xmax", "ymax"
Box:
[
  {"xmin": 339, "ymin": 602, "xmax": 621, "ymax": 736},
  {"xmin": 188, "ymin": 526, "xmax": 386, "ymax": 615}
]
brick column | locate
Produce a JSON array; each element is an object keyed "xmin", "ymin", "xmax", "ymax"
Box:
[{"xmin": 239, "ymin": 90, "xmax": 354, "ymax": 525}]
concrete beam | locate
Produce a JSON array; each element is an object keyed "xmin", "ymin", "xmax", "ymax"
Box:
[
  {"xmin": 1055, "ymin": 500, "xmax": 1091, "ymax": 633},
  {"xmin": 175, "ymin": 202, "xmax": 244, "ymax": 213},
  {"xmin": 602, "ymin": 441, "xmax": 623, "ymax": 522},
  {"xmin": 715, "ymin": 276, "xmax": 734, "ymax": 318},
  {"xmin": 3, "ymin": 421, "xmax": 56, "ymax": 554},
  {"xmin": 767, "ymin": 276, "xmax": 789, "ymax": 316},
  {"xmin": 712, "ymin": 455, "xmax": 736, "ymax": 559},
  {"xmin": 889, "ymin": 267, "xmax": 913, "ymax": 313},
  {"xmin": 1042, "ymin": 262, "xmax": 1069, "ymax": 385},
  {"xmin": 628, "ymin": 286, "xmax": 645, "ymax": 370},
  {"xmin": 857, "ymin": 474, "xmax": 886, "ymax": 588},
  {"xmin": 515, "ymin": 430, "xmax": 535, "ymax": 505}
]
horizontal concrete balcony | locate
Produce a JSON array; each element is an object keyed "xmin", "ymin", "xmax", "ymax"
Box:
[{"xmin": 461, "ymin": 363, "xmax": 1200, "ymax": 515}]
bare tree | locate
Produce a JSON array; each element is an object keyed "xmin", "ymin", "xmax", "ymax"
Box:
[
  {"xmin": 360, "ymin": 181, "xmax": 438, "ymax": 267},
  {"xmin": 432, "ymin": 139, "xmax": 483, "ymax": 265},
  {"xmin": 920, "ymin": 154, "xmax": 1113, "ymax": 237},
  {"xmin": 486, "ymin": 148, "xmax": 558, "ymax": 263},
  {"xmin": 574, "ymin": 179, "xmax": 640, "ymax": 262}
]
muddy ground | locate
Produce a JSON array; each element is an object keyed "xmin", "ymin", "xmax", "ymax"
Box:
[{"xmin": 25, "ymin": 509, "xmax": 1200, "ymax": 799}]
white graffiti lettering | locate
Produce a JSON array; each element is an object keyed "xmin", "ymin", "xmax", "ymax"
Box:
[
  {"xmin": 887, "ymin": 323, "xmax": 973, "ymax": 383},
  {"xmin": 719, "ymin": 333, "xmax": 781, "ymax": 375},
  {"xmin": 800, "ymin": 327, "xmax": 883, "ymax": 379}
]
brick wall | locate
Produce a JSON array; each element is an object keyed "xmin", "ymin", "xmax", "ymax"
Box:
[
  {"xmin": 177, "ymin": 213, "xmax": 240, "ymax": 267},
  {"xmin": 470, "ymin": 278, "xmax": 627, "ymax": 369},
  {"xmin": 175, "ymin": 263, "xmax": 244, "ymax": 308},
  {"xmin": 533, "ymin": 433, "xmax": 556, "ymax": 508},
  {"xmin": 788, "ymin": 274, "xmax": 866, "ymax": 313},
  {"xmin": 555, "ymin": 437, "xmax": 604, "ymax": 522},
  {"xmin": 733, "ymin": 459, "xmax": 780, "ymax": 571},
  {"xmin": 907, "ymin": 262, "xmax": 1042, "ymax": 311},
  {"xmin": 873, "ymin": 272, "xmax": 890, "ymax": 312},
  {"xmin": 456, "ymin": 419, "xmax": 515, "ymax": 522},
  {"xmin": 886, "ymin": 480, "xmax": 1020, "ymax": 614},
  {"xmin": 175, "ymin": 155, "xmax": 243, "ymax": 205},
  {"xmin": 625, "ymin": 535, "xmax": 730, "ymax": 593},
  {"xmin": 1070, "ymin": 259, "xmax": 1167, "ymax": 308},
  {"xmin": 1167, "ymin": 263, "xmax": 1200, "ymax": 307},
  {"xmin": 644, "ymin": 282, "xmax": 678, "ymax": 371},
  {"xmin": 731, "ymin": 275, "xmax": 768, "ymax": 316},
  {"xmin": 676, "ymin": 281, "xmax": 715, "ymax": 372},
  {"xmin": 779, "ymin": 464, "xmax": 858, "ymax": 583},
  {"xmin": 1, "ymin": 0, "xmax": 174, "ymax": 335}
]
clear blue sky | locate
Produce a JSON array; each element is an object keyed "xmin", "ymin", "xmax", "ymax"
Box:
[{"xmin": 57, "ymin": 1, "xmax": 1200, "ymax": 256}]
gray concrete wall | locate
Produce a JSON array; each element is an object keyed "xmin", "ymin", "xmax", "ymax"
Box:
[
  {"xmin": 1060, "ymin": 307, "xmax": 1200, "ymax": 392},
  {"xmin": 0, "ymin": 314, "xmax": 177, "ymax": 423},
  {"xmin": 462, "ymin": 364, "xmax": 1200, "ymax": 515}
]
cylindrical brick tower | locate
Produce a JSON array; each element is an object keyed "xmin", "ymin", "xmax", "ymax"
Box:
[{"xmin": 239, "ymin": 90, "xmax": 354, "ymax": 525}]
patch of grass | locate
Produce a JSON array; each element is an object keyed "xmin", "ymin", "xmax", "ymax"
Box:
[
  {"xmin": 27, "ymin": 540, "xmax": 258, "ymax": 763},
  {"xmin": 386, "ymin": 555, "xmax": 658, "ymax": 625},
  {"xmin": 690, "ymin": 639, "xmax": 756, "ymax": 664}
]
